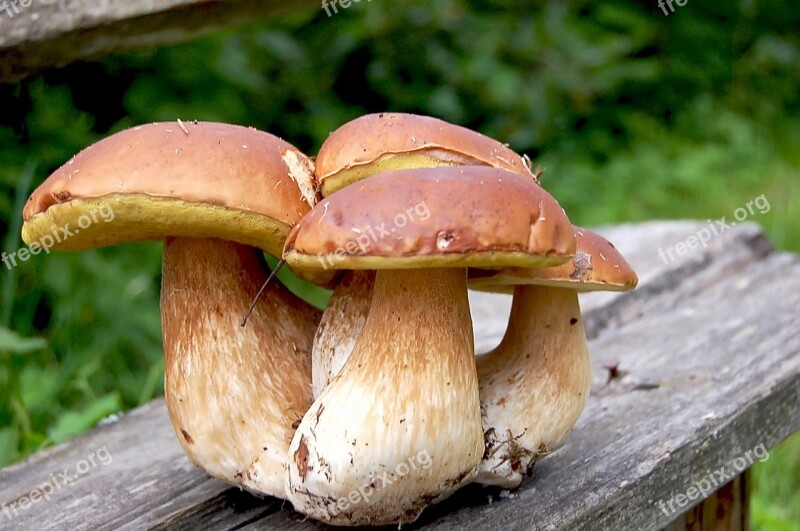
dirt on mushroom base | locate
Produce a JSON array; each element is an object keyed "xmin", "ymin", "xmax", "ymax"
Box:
[{"xmin": 483, "ymin": 427, "xmax": 551, "ymax": 479}]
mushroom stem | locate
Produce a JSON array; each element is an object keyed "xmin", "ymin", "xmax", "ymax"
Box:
[
  {"xmin": 161, "ymin": 237, "xmax": 319, "ymax": 497},
  {"xmin": 476, "ymin": 284, "xmax": 591, "ymax": 488},
  {"xmin": 311, "ymin": 270, "xmax": 374, "ymax": 399},
  {"xmin": 286, "ymin": 268, "xmax": 483, "ymax": 526}
]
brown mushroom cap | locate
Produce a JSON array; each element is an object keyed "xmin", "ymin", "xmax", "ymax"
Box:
[
  {"xmin": 315, "ymin": 113, "xmax": 534, "ymax": 196},
  {"xmin": 22, "ymin": 121, "xmax": 316, "ymax": 258},
  {"xmin": 470, "ymin": 226, "xmax": 638, "ymax": 292},
  {"xmin": 284, "ymin": 166, "xmax": 575, "ymax": 270}
]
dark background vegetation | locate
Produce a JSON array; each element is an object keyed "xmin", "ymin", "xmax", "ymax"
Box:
[{"xmin": 1, "ymin": 1, "xmax": 798, "ymax": 527}]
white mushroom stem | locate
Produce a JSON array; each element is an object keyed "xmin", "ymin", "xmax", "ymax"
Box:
[
  {"xmin": 476, "ymin": 284, "xmax": 591, "ymax": 488},
  {"xmin": 312, "ymin": 270, "xmax": 374, "ymax": 399},
  {"xmin": 161, "ymin": 237, "xmax": 319, "ymax": 498},
  {"xmin": 286, "ymin": 268, "xmax": 483, "ymax": 526}
]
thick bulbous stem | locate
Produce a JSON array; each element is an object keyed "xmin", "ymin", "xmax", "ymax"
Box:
[
  {"xmin": 161, "ymin": 237, "xmax": 320, "ymax": 498},
  {"xmin": 312, "ymin": 270, "xmax": 374, "ymax": 399},
  {"xmin": 476, "ymin": 285, "xmax": 591, "ymax": 488},
  {"xmin": 286, "ymin": 268, "xmax": 483, "ymax": 526}
]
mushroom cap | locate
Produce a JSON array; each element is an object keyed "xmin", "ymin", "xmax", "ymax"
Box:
[
  {"xmin": 470, "ymin": 226, "xmax": 638, "ymax": 292},
  {"xmin": 315, "ymin": 112, "xmax": 534, "ymax": 196},
  {"xmin": 21, "ymin": 121, "xmax": 317, "ymax": 258},
  {"xmin": 284, "ymin": 166, "xmax": 575, "ymax": 271}
]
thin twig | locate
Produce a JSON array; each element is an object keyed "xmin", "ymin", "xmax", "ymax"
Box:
[{"xmin": 240, "ymin": 259, "xmax": 286, "ymax": 327}]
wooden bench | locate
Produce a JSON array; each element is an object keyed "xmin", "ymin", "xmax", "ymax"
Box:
[
  {"xmin": 2, "ymin": 221, "xmax": 798, "ymax": 529},
  {"xmin": 0, "ymin": 0, "xmax": 314, "ymax": 82}
]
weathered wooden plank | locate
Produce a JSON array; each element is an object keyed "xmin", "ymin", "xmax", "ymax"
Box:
[
  {"xmin": 0, "ymin": 221, "xmax": 796, "ymax": 530},
  {"xmin": 0, "ymin": 0, "xmax": 316, "ymax": 83}
]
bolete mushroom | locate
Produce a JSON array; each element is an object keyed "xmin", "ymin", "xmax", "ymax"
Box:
[
  {"xmin": 315, "ymin": 112, "xmax": 535, "ymax": 197},
  {"xmin": 282, "ymin": 166, "xmax": 575, "ymax": 525},
  {"xmin": 469, "ymin": 227, "xmax": 638, "ymax": 488},
  {"xmin": 21, "ymin": 121, "xmax": 320, "ymax": 497},
  {"xmin": 311, "ymin": 112, "xmax": 537, "ymax": 398}
]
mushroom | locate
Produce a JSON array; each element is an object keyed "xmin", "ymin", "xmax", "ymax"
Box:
[
  {"xmin": 311, "ymin": 112, "xmax": 537, "ymax": 398},
  {"xmin": 282, "ymin": 166, "xmax": 575, "ymax": 525},
  {"xmin": 21, "ymin": 122, "xmax": 320, "ymax": 498},
  {"xmin": 315, "ymin": 112, "xmax": 536, "ymax": 197},
  {"xmin": 469, "ymin": 227, "xmax": 638, "ymax": 488}
]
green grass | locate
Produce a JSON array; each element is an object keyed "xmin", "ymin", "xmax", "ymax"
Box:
[
  {"xmin": 540, "ymin": 98, "xmax": 800, "ymax": 253},
  {"xmin": 752, "ymin": 432, "xmax": 800, "ymax": 531}
]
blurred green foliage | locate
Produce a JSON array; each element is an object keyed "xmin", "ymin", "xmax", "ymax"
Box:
[{"xmin": 0, "ymin": 0, "xmax": 798, "ymax": 527}]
